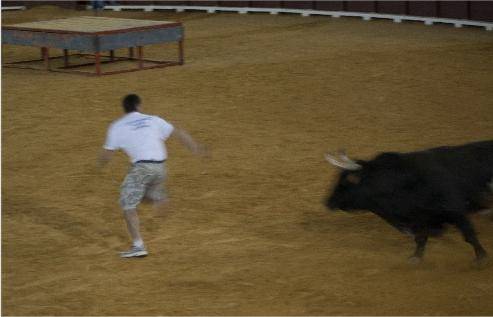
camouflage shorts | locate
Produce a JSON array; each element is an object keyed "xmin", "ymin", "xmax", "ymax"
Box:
[{"xmin": 120, "ymin": 162, "xmax": 167, "ymax": 211}]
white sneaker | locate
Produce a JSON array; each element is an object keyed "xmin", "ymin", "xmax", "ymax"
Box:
[{"xmin": 120, "ymin": 245, "xmax": 148, "ymax": 258}]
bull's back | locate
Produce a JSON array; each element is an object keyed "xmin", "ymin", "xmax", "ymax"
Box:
[
  {"xmin": 407, "ymin": 140, "xmax": 493, "ymax": 210},
  {"xmin": 426, "ymin": 140, "xmax": 493, "ymax": 177}
]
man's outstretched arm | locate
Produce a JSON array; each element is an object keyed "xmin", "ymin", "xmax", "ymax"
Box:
[{"xmin": 171, "ymin": 127, "xmax": 208, "ymax": 157}]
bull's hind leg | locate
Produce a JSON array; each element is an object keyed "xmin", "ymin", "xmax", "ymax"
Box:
[
  {"xmin": 452, "ymin": 215, "xmax": 488, "ymax": 265},
  {"xmin": 409, "ymin": 234, "xmax": 428, "ymax": 264}
]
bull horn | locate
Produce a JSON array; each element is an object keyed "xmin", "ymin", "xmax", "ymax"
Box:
[
  {"xmin": 337, "ymin": 149, "xmax": 360, "ymax": 164},
  {"xmin": 340, "ymin": 151, "xmax": 359, "ymax": 166},
  {"xmin": 325, "ymin": 152, "xmax": 361, "ymax": 170}
]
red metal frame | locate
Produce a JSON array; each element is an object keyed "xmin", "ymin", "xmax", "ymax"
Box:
[{"xmin": 3, "ymin": 39, "xmax": 184, "ymax": 76}]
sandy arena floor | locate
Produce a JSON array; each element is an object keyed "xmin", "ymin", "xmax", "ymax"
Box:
[{"xmin": 2, "ymin": 6, "xmax": 493, "ymax": 316}]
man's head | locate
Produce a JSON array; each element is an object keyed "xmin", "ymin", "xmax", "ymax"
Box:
[{"xmin": 122, "ymin": 94, "xmax": 141, "ymax": 113}]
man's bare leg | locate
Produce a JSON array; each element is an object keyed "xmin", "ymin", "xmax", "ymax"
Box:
[
  {"xmin": 123, "ymin": 208, "xmax": 144, "ymax": 247},
  {"xmin": 153, "ymin": 198, "xmax": 170, "ymax": 218},
  {"xmin": 120, "ymin": 209, "xmax": 148, "ymax": 258}
]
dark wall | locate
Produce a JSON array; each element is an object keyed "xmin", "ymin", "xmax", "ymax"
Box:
[
  {"xmin": 4, "ymin": 1, "xmax": 492, "ymax": 22},
  {"xmin": 470, "ymin": 1, "xmax": 493, "ymax": 21},
  {"xmin": 2, "ymin": 1, "xmax": 80, "ymax": 8},
  {"xmin": 375, "ymin": 1, "xmax": 407, "ymax": 15}
]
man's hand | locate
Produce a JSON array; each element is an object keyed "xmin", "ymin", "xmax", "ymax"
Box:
[
  {"xmin": 172, "ymin": 128, "xmax": 210, "ymax": 158},
  {"xmin": 191, "ymin": 143, "xmax": 210, "ymax": 158},
  {"xmin": 97, "ymin": 149, "xmax": 115, "ymax": 169}
]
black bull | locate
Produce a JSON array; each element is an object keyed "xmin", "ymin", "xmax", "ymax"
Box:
[{"xmin": 325, "ymin": 140, "xmax": 493, "ymax": 264}]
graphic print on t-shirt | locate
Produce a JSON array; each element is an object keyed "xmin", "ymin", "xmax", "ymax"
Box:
[{"xmin": 126, "ymin": 118, "xmax": 152, "ymax": 130}]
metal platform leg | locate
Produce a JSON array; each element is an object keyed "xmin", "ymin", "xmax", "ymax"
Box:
[
  {"xmin": 129, "ymin": 47, "xmax": 134, "ymax": 58},
  {"xmin": 63, "ymin": 49, "xmax": 69, "ymax": 67},
  {"xmin": 41, "ymin": 47, "xmax": 50, "ymax": 70},
  {"xmin": 95, "ymin": 52, "xmax": 101, "ymax": 75},
  {"xmin": 137, "ymin": 46, "xmax": 144, "ymax": 69},
  {"xmin": 179, "ymin": 40, "xmax": 184, "ymax": 65}
]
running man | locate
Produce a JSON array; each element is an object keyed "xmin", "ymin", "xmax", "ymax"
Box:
[{"xmin": 98, "ymin": 94, "xmax": 207, "ymax": 258}]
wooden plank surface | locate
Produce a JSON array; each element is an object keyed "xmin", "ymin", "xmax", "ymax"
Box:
[{"xmin": 4, "ymin": 16, "xmax": 179, "ymax": 34}]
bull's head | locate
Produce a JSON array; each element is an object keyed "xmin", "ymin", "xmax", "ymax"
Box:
[
  {"xmin": 325, "ymin": 151, "xmax": 367, "ymax": 211},
  {"xmin": 325, "ymin": 151, "xmax": 414, "ymax": 212}
]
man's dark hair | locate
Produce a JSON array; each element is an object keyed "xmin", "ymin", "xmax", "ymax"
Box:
[{"xmin": 122, "ymin": 94, "xmax": 141, "ymax": 113}]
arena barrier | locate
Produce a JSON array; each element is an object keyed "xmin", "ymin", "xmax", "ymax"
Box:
[{"xmin": 92, "ymin": 4, "xmax": 493, "ymax": 31}]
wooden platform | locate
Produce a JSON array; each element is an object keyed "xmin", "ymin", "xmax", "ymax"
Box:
[
  {"xmin": 2, "ymin": 17, "xmax": 185, "ymax": 76},
  {"xmin": 4, "ymin": 16, "xmax": 181, "ymax": 34}
]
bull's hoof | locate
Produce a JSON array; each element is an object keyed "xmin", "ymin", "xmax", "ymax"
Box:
[
  {"xmin": 408, "ymin": 256, "xmax": 423, "ymax": 265},
  {"xmin": 473, "ymin": 255, "xmax": 490, "ymax": 269}
]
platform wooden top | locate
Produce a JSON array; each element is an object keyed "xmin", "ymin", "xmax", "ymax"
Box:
[{"xmin": 3, "ymin": 16, "xmax": 181, "ymax": 34}]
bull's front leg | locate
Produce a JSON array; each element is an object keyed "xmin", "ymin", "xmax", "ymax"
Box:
[
  {"xmin": 452, "ymin": 215, "xmax": 488, "ymax": 266},
  {"xmin": 409, "ymin": 234, "xmax": 428, "ymax": 264}
]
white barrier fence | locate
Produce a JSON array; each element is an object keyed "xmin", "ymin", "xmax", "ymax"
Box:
[
  {"xmin": 1, "ymin": 6, "xmax": 26, "ymax": 11},
  {"xmin": 98, "ymin": 4, "xmax": 493, "ymax": 31},
  {"xmin": 2, "ymin": 4, "xmax": 492, "ymax": 31}
]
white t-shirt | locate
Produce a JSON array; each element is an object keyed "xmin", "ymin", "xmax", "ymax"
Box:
[{"xmin": 104, "ymin": 112, "xmax": 174, "ymax": 163}]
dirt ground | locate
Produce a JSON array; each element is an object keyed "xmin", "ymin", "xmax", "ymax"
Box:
[{"xmin": 2, "ymin": 6, "xmax": 493, "ymax": 316}]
